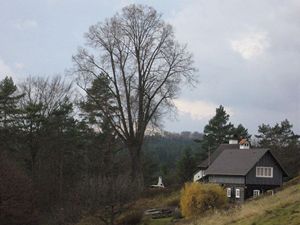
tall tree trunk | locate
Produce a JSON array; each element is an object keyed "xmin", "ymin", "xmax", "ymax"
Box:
[
  {"xmin": 128, "ymin": 145, "xmax": 144, "ymax": 194},
  {"xmin": 59, "ymin": 148, "xmax": 64, "ymax": 204}
]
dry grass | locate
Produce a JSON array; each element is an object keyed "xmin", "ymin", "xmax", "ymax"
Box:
[
  {"xmin": 76, "ymin": 189, "xmax": 180, "ymax": 225},
  {"xmin": 132, "ymin": 190, "xmax": 180, "ymax": 210},
  {"xmin": 185, "ymin": 179, "xmax": 300, "ymax": 225}
]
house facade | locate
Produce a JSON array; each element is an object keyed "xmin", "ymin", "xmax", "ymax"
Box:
[{"xmin": 194, "ymin": 140, "xmax": 288, "ymax": 202}]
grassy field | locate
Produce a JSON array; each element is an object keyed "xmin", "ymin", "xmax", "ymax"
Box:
[
  {"xmin": 133, "ymin": 190, "xmax": 180, "ymax": 209},
  {"xmin": 76, "ymin": 189, "xmax": 180, "ymax": 225},
  {"xmin": 142, "ymin": 217, "xmax": 173, "ymax": 225},
  {"xmin": 184, "ymin": 177, "xmax": 300, "ymax": 225}
]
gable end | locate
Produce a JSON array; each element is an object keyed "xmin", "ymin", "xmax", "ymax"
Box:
[{"xmin": 245, "ymin": 151, "xmax": 283, "ymax": 185}]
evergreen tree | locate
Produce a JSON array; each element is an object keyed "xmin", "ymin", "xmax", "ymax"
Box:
[
  {"xmin": 255, "ymin": 119, "xmax": 299, "ymax": 149},
  {"xmin": 0, "ymin": 76, "xmax": 23, "ymax": 128},
  {"xmin": 177, "ymin": 147, "xmax": 196, "ymax": 184},
  {"xmin": 42, "ymin": 100, "xmax": 83, "ymax": 204},
  {"xmin": 0, "ymin": 76, "xmax": 24, "ymax": 152},
  {"xmin": 231, "ymin": 123, "xmax": 251, "ymax": 141},
  {"xmin": 80, "ymin": 75, "xmax": 116, "ymax": 126},
  {"xmin": 201, "ymin": 105, "xmax": 234, "ymax": 152},
  {"xmin": 19, "ymin": 102, "xmax": 45, "ymax": 172}
]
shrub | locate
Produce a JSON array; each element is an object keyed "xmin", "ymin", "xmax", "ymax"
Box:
[
  {"xmin": 0, "ymin": 153, "xmax": 38, "ymax": 225},
  {"xmin": 180, "ymin": 182, "xmax": 227, "ymax": 218},
  {"xmin": 75, "ymin": 216, "xmax": 104, "ymax": 225},
  {"xmin": 116, "ymin": 210, "xmax": 143, "ymax": 225},
  {"xmin": 166, "ymin": 196, "xmax": 180, "ymax": 207}
]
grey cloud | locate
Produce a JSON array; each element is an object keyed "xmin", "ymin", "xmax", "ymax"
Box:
[{"xmin": 166, "ymin": 0, "xmax": 300, "ymax": 133}]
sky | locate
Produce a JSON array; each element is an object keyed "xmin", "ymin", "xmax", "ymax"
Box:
[{"xmin": 0, "ymin": 0, "xmax": 299, "ymax": 135}]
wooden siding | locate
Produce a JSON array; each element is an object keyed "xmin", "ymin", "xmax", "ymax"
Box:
[
  {"xmin": 245, "ymin": 184, "xmax": 280, "ymax": 199},
  {"xmin": 246, "ymin": 152, "xmax": 283, "ymax": 185},
  {"xmin": 208, "ymin": 175, "xmax": 245, "ymax": 184},
  {"xmin": 225, "ymin": 185, "xmax": 245, "ymax": 203}
]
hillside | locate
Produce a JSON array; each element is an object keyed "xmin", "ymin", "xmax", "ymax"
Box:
[
  {"xmin": 143, "ymin": 132, "xmax": 203, "ymax": 185},
  {"xmin": 75, "ymin": 177, "xmax": 300, "ymax": 225},
  {"xmin": 183, "ymin": 177, "xmax": 300, "ymax": 225}
]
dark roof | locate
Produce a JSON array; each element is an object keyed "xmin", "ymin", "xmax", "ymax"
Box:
[
  {"xmin": 269, "ymin": 149, "xmax": 290, "ymax": 177},
  {"xmin": 198, "ymin": 144, "xmax": 239, "ymax": 168},
  {"xmin": 205, "ymin": 149, "xmax": 269, "ymax": 176}
]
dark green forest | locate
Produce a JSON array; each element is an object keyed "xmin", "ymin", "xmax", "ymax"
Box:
[{"xmin": 143, "ymin": 131, "xmax": 203, "ymax": 186}]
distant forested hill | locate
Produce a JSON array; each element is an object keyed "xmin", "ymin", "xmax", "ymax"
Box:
[{"xmin": 142, "ymin": 131, "xmax": 204, "ymax": 186}]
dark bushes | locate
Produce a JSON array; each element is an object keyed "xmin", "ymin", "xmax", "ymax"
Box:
[
  {"xmin": 0, "ymin": 153, "xmax": 38, "ymax": 225},
  {"xmin": 115, "ymin": 210, "xmax": 143, "ymax": 225}
]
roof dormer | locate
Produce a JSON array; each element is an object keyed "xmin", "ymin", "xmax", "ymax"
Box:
[{"xmin": 239, "ymin": 139, "xmax": 250, "ymax": 149}]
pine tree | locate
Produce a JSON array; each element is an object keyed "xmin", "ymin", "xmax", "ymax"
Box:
[
  {"xmin": 80, "ymin": 75, "xmax": 116, "ymax": 126},
  {"xmin": 0, "ymin": 76, "xmax": 23, "ymax": 128},
  {"xmin": 177, "ymin": 147, "xmax": 196, "ymax": 183},
  {"xmin": 201, "ymin": 105, "xmax": 234, "ymax": 152},
  {"xmin": 0, "ymin": 76, "xmax": 24, "ymax": 151},
  {"xmin": 231, "ymin": 124, "xmax": 251, "ymax": 141},
  {"xmin": 255, "ymin": 119, "xmax": 299, "ymax": 149}
]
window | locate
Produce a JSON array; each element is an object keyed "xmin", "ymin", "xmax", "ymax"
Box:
[
  {"xmin": 227, "ymin": 188, "xmax": 231, "ymax": 198},
  {"xmin": 256, "ymin": 167, "xmax": 273, "ymax": 178},
  {"xmin": 235, "ymin": 188, "xmax": 240, "ymax": 198},
  {"xmin": 253, "ymin": 190, "xmax": 260, "ymax": 198}
]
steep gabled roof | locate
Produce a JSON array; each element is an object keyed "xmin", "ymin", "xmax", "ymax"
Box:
[
  {"xmin": 205, "ymin": 149, "xmax": 269, "ymax": 176},
  {"xmin": 198, "ymin": 144, "xmax": 239, "ymax": 169}
]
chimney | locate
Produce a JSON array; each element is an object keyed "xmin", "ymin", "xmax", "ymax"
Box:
[
  {"xmin": 229, "ymin": 134, "xmax": 239, "ymax": 144},
  {"xmin": 229, "ymin": 139, "xmax": 238, "ymax": 144},
  {"xmin": 239, "ymin": 139, "xmax": 250, "ymax": 149}
]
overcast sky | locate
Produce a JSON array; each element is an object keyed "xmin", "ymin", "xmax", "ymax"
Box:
[{"xmin": 0, "ymin": 0, "xmax": 299, "ymax": 135}]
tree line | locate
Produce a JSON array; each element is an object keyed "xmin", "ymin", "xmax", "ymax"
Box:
[
  {"xmin": 0, "ymin": 75, "xmax": 298, "ymax": 225},
  {"xmin": 1, "ymin": 4, "xmax": 196, "ymax": 224},
  {"xmin": 0, "ymin": 75, "xmax": 132, "ymax": 225},
  {"xmin": 1, "ymin": 4, "xmax": 299, "ymax": 225},
  {"xmin": 175, "ymin": 105, "xmax": 300, "ymax": 186}
]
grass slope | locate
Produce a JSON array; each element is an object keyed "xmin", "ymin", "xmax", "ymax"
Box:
[
  {"xmin": 76, "ymin": 189, "xmax": 180, "ymax": 225},
  {"xmin": 190, "ymin": 177, "xmax": 300, "ymax": 225},
  {"xmin": 76, "ymin": 178, "xmax": 300, "ymax": 225},
  {"xmin": 142, "ymin": 217, "xmax": 173, "ymax": 225}
]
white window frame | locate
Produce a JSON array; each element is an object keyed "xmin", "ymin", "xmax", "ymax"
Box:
[
  {"xmin": 235, "ymin": 188, "xmax": 240, "ymax": 199},
  {"xmin": 226, "ymin": 188, "xmax": 231, "ymax": 198},
  {"xmin": 253, "ymin": 189, "xmax": 260, "ymax": 198},
  {"xmin": 256, "ymin": 166, "xmax": 273, "ymax": 178}
]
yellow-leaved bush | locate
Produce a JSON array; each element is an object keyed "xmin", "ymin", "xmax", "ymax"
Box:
[{"xmin": 180, "ymin": 182, "xmax": 227, "ymax": 218}]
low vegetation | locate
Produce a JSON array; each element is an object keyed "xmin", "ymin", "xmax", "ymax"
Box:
[
  {"xmin": 186, "ymin": 176, "xmax": 300, "ymax": 225},
  {"xmin": 75, "ymin": 188, "xmax": 180, "ymax": 225},
  {"xmin": 135, "ymin": 189, "xmax": 181, "ymax": 210},
  {"xmin": 65, "ymin": 177, "xmax": 300, "ymax": 225},
  {"xmin": 115, "ymin": 210, "xmax": 144, "ymax": 225},
  {"xmin": 180, "ymin": 183, "xmax": 227, "ymax": 218},
  {"xmin": 142, "ymin": 217, "xmax": 173, "ymax": 225}
]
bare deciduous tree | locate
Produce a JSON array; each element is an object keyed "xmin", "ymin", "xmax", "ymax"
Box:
[
  {"xmin": 18, "ymin": 76, "xmax": 73, "ymax": 175},
  {"xmin": 19, "ymin": 76, "xmax": 73, "ymax": 118},
  {"xmin": 72, "ymin": 4, "xmax": 196, "ymax": 190}
]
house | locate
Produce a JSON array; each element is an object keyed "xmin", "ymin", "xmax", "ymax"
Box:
[
  {"xmin": 193, "ymin": 141, "xmax": 240, "ymax": 182},
  {"xmin": 194, "ymin": 140, "xmax": 288, "ymax": 202}
]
